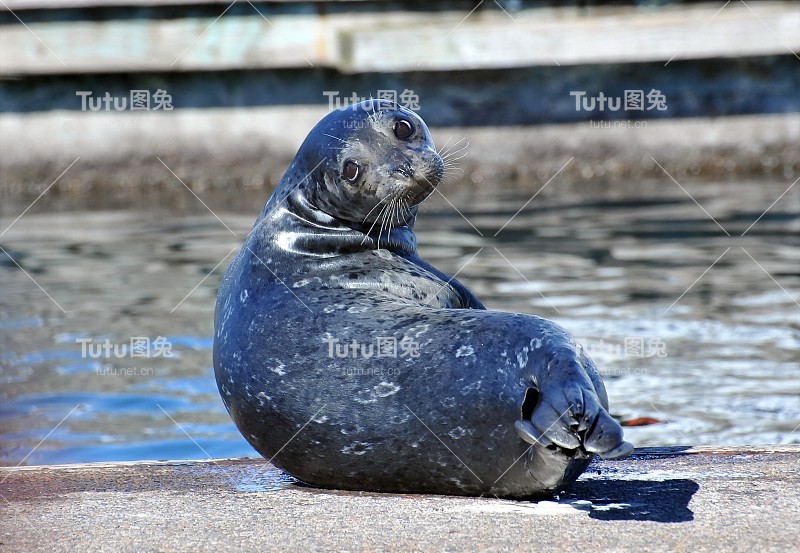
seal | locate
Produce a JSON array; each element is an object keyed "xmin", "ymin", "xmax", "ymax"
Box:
[{"xmin": 214, "ymin": 100, "xmax": 633, "ymax": 498}]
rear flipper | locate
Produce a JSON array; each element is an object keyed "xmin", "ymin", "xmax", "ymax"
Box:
[
  {"xmin": 513, "ymin": 390, "xmax": 632, "ymax": 490},
  {"xmin": 513, "ymin": 360, "xmax": 633, "ymax": 489}
]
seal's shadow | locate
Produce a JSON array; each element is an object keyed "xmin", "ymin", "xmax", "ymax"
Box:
[{"xmin": 562, "ymin": 478, "xmax": 699, "ymax": 523}]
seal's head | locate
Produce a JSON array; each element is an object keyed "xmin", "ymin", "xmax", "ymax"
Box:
[
  {"xmin": 289, "ymin": 100, "xmax": 444, "ymax": 225},
  {"xmin": 257, "ymin": 100, "xmax": 447, "ymax": 257}
]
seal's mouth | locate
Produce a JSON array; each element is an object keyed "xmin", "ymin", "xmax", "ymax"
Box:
[
  {"xmin": 356, "ymin": 151, "xmax": 444, "ymax": 227},
  {"xmin": 386, "ymin": 173, "xmax": 438, "ymax": 210},
  {"xmin": 406, "ymin": 179, "xmax": 437, "ymax": 206},
  {"xmin": 359, "ymin": 174, "xmax": 436, "ymax": 228},
  {"xmin": 393, "ymin": 155, "xmax": 444, "ymax": 208}
]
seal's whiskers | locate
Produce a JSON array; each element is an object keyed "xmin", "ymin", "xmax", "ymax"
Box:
[
  {"xmin": 438, "ymin": 137, "xmax": 468, "ymax": 159},
  {"xmin": 438, "ymin": 139, "xmax": 469, "ymax": 190},
  {"xmin": 364, "ymin": 196, "xmax": 395, "ymax": 249},
  {"xmin": 440, "ymin": 143, "xmax": 469, "ymax": 164},
  {"xmin": 378, "ymin": 197, "xmax": 396, "ymax": 250},
  {"xmin": 437, "ymin": 135, "xmax": 455, "ymax": 153},
  {"xmin": 362, "ymin": 195, "xmax": 390, "ymax": 227}
]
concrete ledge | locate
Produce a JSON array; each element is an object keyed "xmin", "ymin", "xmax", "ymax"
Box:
[
  {"xmin": 2, "ymin": 110, "xmax": 798, "ymax": 214},
  {"xmin": 2, "ymin": 446, "xmax": 799, "ymax": 552}
]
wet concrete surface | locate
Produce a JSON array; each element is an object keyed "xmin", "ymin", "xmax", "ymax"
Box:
[{"xmin": 1, "ymin": 446, "xmax": 798, "ymax": 552}]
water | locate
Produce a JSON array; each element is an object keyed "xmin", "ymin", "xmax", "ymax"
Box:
[{"xmin": 1, "ymin": 178, "xmax": 798, "ymax": 466}]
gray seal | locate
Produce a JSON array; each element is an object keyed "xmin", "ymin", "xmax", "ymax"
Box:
[{"xmin": 214, "ymin": 100, "xmax": 633, "ymax": 498}]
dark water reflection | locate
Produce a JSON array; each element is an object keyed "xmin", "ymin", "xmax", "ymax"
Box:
[{"xmin": 1, "ymin": 179, "xmax": 798, "ymax": 465}]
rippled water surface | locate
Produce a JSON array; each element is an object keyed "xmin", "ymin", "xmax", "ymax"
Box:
[{"xmin": 1, "ymin": 178, "xmax": 798, "ymax": 465}]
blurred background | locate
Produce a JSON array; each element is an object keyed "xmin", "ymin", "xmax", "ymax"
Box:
[{"xmin": 1, "ymin": 0, "xmax": 798, "ymax": 466}]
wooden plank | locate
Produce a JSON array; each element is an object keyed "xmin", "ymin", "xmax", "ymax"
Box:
[
  {"xmin": 0, "ymin": 2, "xmax": 798, "ymax": 75},
  {"xmin": 0, "ymin": 0, "xmax": 350, "ymax": 9},
  {"xmin": 0, "ymin": 15, "xmax": 326, "ymax": 73},
  {"xmin": 342, "ymin": 2, "xmax": 800, "ymax": 72}
]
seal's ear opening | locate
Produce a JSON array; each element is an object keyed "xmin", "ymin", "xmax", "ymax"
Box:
[{"xmin": 521, "ymin": 387, "xmax": 539, "ymax": 420}]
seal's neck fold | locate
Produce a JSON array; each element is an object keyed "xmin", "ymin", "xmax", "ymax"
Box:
[{"xmin": 256, "ymin": 184, "xmax": 417, "ymax": 259}]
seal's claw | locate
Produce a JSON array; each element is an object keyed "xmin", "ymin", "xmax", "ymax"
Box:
[
  {"xmin": 514, "ymin": 419, "xmax": 553, "ymax": 447},
  {"xmin": 530, "ymin": 404, "xmax": 581, "ymax": 449},
  {"xmin": 575, "ymin": 390, "xmax": 602, "ymax": 433},
  {"xmin": 598, "ymin": 440, "xmax": 635, "ymax": 460},
  {"xmin": 584, "ymin": 409, "xmax": 627, "ymax": 456}
]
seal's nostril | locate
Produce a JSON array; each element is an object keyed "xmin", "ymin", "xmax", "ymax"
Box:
[{"xmin": 392, "ymin": 166, "xmax": 412, "ymax": 178}]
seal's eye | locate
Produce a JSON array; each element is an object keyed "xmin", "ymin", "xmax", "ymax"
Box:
[
  {"xmin": 393, "ymin": 119, "xmax": 415, "ymax": 140},
  {"xmin": 343, "ymin": 160, "xmax": 361, "ymax": 183}
]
